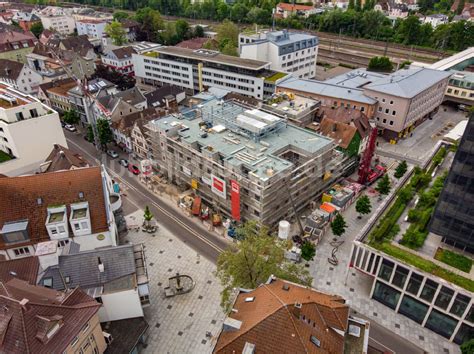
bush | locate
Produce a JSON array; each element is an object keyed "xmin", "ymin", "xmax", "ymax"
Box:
[
  {"xmin": 368, "ymin": 56, "xmax": 394, "ymax": 72},
  {"xmin": 400, "ymin": 227, "xmax": 428, "ymax": 249},
  {"xmin": 435, "ymin": 248, "xmax": 472, "ymax": 273}
]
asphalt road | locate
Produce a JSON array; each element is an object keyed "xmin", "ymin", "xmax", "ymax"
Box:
[{"xmin": 64, "ymin": 130, "xmax": 229, "ymax": 263}]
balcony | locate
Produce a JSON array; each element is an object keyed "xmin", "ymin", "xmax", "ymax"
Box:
[
  {"xmin": 109, "ymin": 192, "xmax": 122, "ymax": 213},
  {"xmin": 69, "ymin": 202, "xmax": 91, "ymax": 236}
]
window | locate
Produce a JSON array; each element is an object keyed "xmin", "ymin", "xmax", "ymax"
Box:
[
  {"xmin": 43, "ymin": 277, "xmax": 53, "ymax": 288},
  {"xmin": 434, "ymin": 286, "xmax": 454, "ymax": 310},
  {"xmin": 398, "ymin": 295, "xmax": 429, "ymax": 324},
  {"xmin": 15, "ymin": 112, "xmax": 24, "ymax": 121},
  {"xmin": 390, "ymin": 100, "xmax": 393, "ymax": 104},
  {"xmin": 372, "ymin": 281, "xmax": 401, "ymax": 310},
  {"xmin": 425, "ymin": 309, "xmax": 458, "ymax": 339},
  {"xmin": 392, "ymin": 110, "xmax": 396, "ymax": 116},
  {"xmin": 95, "ymin": 297, "xmax": 103, "ymax": 304},
  {"xmin": 378, "ymin": 259, "xmax": 394, "ymax": 281},
  {"xmin": 450, "ymin": 294, "xmax": 470, "ymax": 317},
  {"xmin": 13, "ymin": 247, "xmax": 30, "ymax": 257},
  {"xmin": 420, "ymin": 279, "xmax": 438, "ymax": 302},
  {"xmin": 82, "ymin": 323, "xmax": 90, "ymax": 332},
  {"xmin": 385, "ymin": 108, "xmax": 389, "ymax": 114},
  {"xmin": 71, "ymin": 336, "xmax": 79, "ymax": 347},
  {"xmin": 383, "ymin": 118, "xmax": 387, "ymax": 124},
  {"xmin": 58, "ymin": 239, "xmax": 70, "ymax": 247},
  {"xmin": 406, "ymin": 273, "xmax": 423, "ymax": 295},
  {"xmin": 310, "ymin": 335, "xmax": 321, "ymax": 347},
  {"xmin": 389, "ymin": 120, "xmax": 394, "ymax": 126},
  {"xmin": 65, "ymin": 276, "xmax": 71, "ymax": 284},
  {"xmin": 392, "ymin": 265, "xmax": 409, "ymax": 288}
]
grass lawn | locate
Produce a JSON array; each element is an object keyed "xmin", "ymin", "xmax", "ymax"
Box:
[
  {"xmin": 374, "ymin": 242, "xmax": 474, "ymax": 292},
  {"xmin": 264, "ymin": 72, "xmax": 287, "ymax": 83},
  {"xmin": 0, "ymin": 150, "xmax": 12, "ymax": 163},
  {"xmin": 435, "ymin": 248, "xmax": 472, "ymax": 273}
]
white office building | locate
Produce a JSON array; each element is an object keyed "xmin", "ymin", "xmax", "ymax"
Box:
[
  {"xmin": 239, "ymin": 29, "xmax": 319, "ymax": 79},
  {"xmin": 76, "ymin": 18, "xmax": 107, "ymax": 39},
  {"xmin": 133, "ymin": 47, "xmax": 291, "ymax": 100},
  {"xmin": 0, "ymin": 83, "xmax": 67, "ymax": 176},
  {"xmin": 37, "ymin": 7, "xmax": 76, "ymax": 35}
]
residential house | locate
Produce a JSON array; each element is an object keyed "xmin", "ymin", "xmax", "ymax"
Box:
[
  {"xmin": 213, "ymin": 276, "xmax": 369, "ymax": 353},
  {"xmin": 37, "ymin": 78, "xmax": 76, "ymax": 106},
  {"xmin": 176, "ymin": 37, "xmax": 216, "ymax": 50},
  {"xmin": 0, "ymin": 24, "xmax": 37, "ymax": 63},
  {"xmin": 120, "ymin": 19, "xmax": 140, "ymax": 42},
  {"xmin": 96, "ymin": 86, "xmax": 147, "ymax": 123},
  {"xmin": 239, "ymin": 29, "xmax": 319, "ymax": 79},
  {"xmin": 275, "ymin": 2, "xmax": 318, "ymax": 18},
  {"xmin": 111, "ymin": 107, "xmax": 159, "ymax": 154},
  {"xmin": 0, "ymin": 58, "xmax": 42, "ymax": 94},
  {"xmin": 422, "ymin": 14, "xmax": 449, "ymax": 27},
  {"xmin": 0, "ymin": 10, "xmax": 13, "ymax": 25},
  {"xmin": 44, "ymin": 79, "xmax": 78, "ymax": 113},
  {"xmin": 68, "ymin": 78, "xmax": 118, "ymax": 127},
  {"xmin": 39, "ymin": 243, "xmax": 151, "ymax": 322},
  {"xmin": 0, "ymin": 166, "xmax": 120, "ymax": 259},
  {"xmin": 0, "ymin": 83, "xmax": 67, "ymax": 176},
  {"xmin": 131, "ymin": 116, "xmax": 153, "ymax": 160},
  {"xmin": 76, "ymin": 18, "xmax": 107, "ymax": 39},
  {"xmin": 0, "ymin": 277, "xmax": 107, "ymax": 354},
  {"xmin": 144, "ymin": 84, "xmax": 186, "ymax": 109},
  {"xmin": 40, "ymin": 144, "xmax": 89, "ymax": 173},
  {"xmin": 12, "ymin": 11, "xmax": 41, "ymax": 31},
  {"xmin": 315, "ymin": 106, "xmax": 372, "ymax": 157},
  {"xmin": 101, "ymin": 46, "xmax": 137, "ymax": 76},
  {"xmin": 37, "ymin": 6, "xmax": 76, "ymax": 35}
]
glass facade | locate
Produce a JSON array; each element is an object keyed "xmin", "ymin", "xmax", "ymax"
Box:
[
  {"xmin": 373, "ymin": 281, "xmax": 401, "ymax": 310},
  {"xmin": 420, "ymin": 279, "xmax": 438, "ymax": 303},
  {"xmin": 429, "ymin": 114, "xmax": 474, "ymax": 253},
  {"xmin": 378, "ymin": 259, "xmax": 394, "ymax": 282},
  {"xmin": 398, "ymin": 295, "xmax": 429, "ymax": 324},
  {"xmin": 392, "ymin": 265, "xmax": 409, "ymax": 289},
  {"xmin": 435, "ymin": 286, "xmax": 455, "ymax": 310},
  {"xmin": 454, "ymin": 323, "xmax": 474, "ymax": 345},
  {"xmin": 450, "ymin": 294, "xmax": 470, "ymax": 318},
  {"xmin": 425, "ymin": 309, "xmax": 459, "ymax": 339},
  {"xmin": 406, "ymin": 272, "xmax": 423, "ymax": 296}
]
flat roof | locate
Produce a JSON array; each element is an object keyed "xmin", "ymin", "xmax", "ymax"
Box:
[
  {"xmin": 278, "ymin": 77, "xmax": 377, "ymax": 104},
  {"xmin": 150, "ymin": 99, "xmax": 333, "ymax": 181},
  {"xmin": 324, "ymin": 69, "xmax": 387, "ymax": 89},
  {"xmin": 154, "ymin": 46, "xmax": 270, "ymax": 70}
]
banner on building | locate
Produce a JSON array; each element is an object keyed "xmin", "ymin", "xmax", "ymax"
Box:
[
  {"xmin": 211, "ymin": 174, "xmax": 226, "ymax": 199},
  {"xmin": 141, "ymin": 159, "xmax": 153, "ymax": 176},
  {"xmin": 230, "ymin": 179, "xmax": 240, "ymax": 221},
  {"xmin": 191, "ymin": 179, "xmax": 198, "ymax": 190}
]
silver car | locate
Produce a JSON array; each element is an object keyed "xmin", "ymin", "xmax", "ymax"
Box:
[{"xmin": 107, "ymin": 150, "xmax": 119, "ymax": 159}]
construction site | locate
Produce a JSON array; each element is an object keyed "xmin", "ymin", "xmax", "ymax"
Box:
[{"xmin": 145, "ymin": 98, "xmax": 355, "ymax": 229}]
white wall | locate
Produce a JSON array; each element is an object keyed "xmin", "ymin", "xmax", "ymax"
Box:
[
  {"xmin": 72, "ymin": 231, "xmax": 114, "ymax": 251},
  {"xmin": 99, "ymin": 288, "xmax": 144, "ymax": 322},
  {"xmin": 40, "ymin": 15, "xmax": 75, "ymax": 35}
]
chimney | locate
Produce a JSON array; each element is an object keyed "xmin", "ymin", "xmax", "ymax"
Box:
[
  {"xmin": 292, "ymin": 302, "xmax": 302, "ymax": 318},
  {"xmin": 98, "ymin": 257, "xmax": 105, "ymax": 273}
]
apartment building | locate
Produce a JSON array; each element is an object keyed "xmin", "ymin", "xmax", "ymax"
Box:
[
  {"xmin": 0, "ymin": 24, "xmax": 37, "ymax": 63},
  {"xmin": 39, "ymin": 243, "xmax": 150, "ymax": 322},
  {"xmin": 276, "ymin": 77, "xmax": 378, "ymax": 118},
  {"xmin": 239, "ymin": 29, "xmax": 318, "ymax": 79},
  {"xmin": 0, "ymin": 278, "xmax": 106, "ymax": 354},
  {"xmin": 350, "ymin": 241, "xmax": 473, "ymax": 345},
  {"xmin": 44, "ymin": 79, "xmax": 78, "ymax": 113},
  {"xmin": 363, "ymin": 67, "xmax": 451, "ymax": 141},
  {"xmin": 37, "ymin": 6, "xmax": 76, "ymax": 35},
  {"xmin": 101, "ymin": 46, "xmax": 137, "ymax": 76},
  {"xmin": 146, "ymin": 98, "xmax": 345, "ymax": 228},
  {"xmin": 0, "ymin": 166, "xmax": 120, "ymax": 259},
  {"xmin": 76, "ymin": 18, "xmax": 107, "ymax": 39},
  {"xmin": 133, "ymin": 47, "xmax": 290, "ymax": 100},
  {"xmin": 11, "ymin": 11, "xmax": 41, "ymax": 31},
  {"xmin": 214, "ymin": 276, "xmax": 369, "ymax": 353},
  {"xmin": 0, "ymin": 58, "xmax": 42, "ymax": 94},
  {"xmin": 0, "ymin": 83, "xmax": 67, "ymax": 176}
]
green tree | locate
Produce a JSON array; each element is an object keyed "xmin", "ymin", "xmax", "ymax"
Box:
[
  {"xmin": 193, "ymin": 25, "xmax": 204, "ymax": 37},
  {"xmin": 355, "ymin": 0, "xmax": 362, "ymax": 11},
  {"xmin": 331, "ymin": 214, "xmax": 347, "ymax": 237},
  {"xmin": 30, "ymin": 22, "xmax": 44, "ymax": 38},
  {"xmin": 376, "ymin": 174, "xmax": 392, "ymax": 195},
  {"xmin": 113, "ymin": 11, "xmax": 129, "ymax": 21},
  {"xmin": 230, "ymin": 3, "xmax": 249, "ymax": 23},
  {"xmin": 87, "ymin": 125, "xmax": 94, "ymax": 143},
  {"xmin": 175, "ymin": 19, "xmax": 190, "ymax": 42},
  {"xmin": 394, "ymin": 160, "xmax": 408, "ymax": 179},
  {"xmin": 216, "ymin": 19, "xmax": 239, "ymax": 48},
  {"xmin": 348, "ymin": 0, "xmax": 355, "ymax": 10},
  {"xmin": 216, "ymin": 221, "xmax": 312, "ymax": 310},
  {"xmin": 62, "ymin": 109, "xmax": 80, "ymax": 125},
  {"xmin": 105, "ymin": 21, "xmax": 127, "ymax": 46},
  {"xmin": 143, "ymin": 205, "xmax": 154, "ymax": 230},
  {"xmin": 221, "ymin": 40, "xmax": 238, "ymax": 56},
  {"xmin": 301, "ymin": 241, "xmax": 316, "ymax": 262},
  {"xmin": 461, "ymin": 338, "xmax": 474, "ymax": 354},
  {"xmin": 456, "ymin": 0, "xmax": 466, "ymax": 15},
  {"xmin": 216, "ymin": 2, "xmax": 230, "ymax": 21},
  {"xmin": 394, "ymin": 15, "xmax": 422, "ymax": 45},
  {"xmin": 355, "ymin": 195, "xmax": 372, "ymax": 219},
  {"xmin": 368, "ymin": 56, "xmax": 393, "ymax": 72},
  {"xmin": 97, "ymin": 118, "xmax": 113, "ymax": 150},
  {"xmin": 246, "ymin": 7, "xmax": 271, "ymax": 25}
]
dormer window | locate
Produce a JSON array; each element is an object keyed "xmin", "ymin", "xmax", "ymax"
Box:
[
  {"xmin": 69, "ymin": 202, "xmax": 91, "ymax": 236},
  {"xmin": 46, "ymin": 206, "xmax": 68, "ymax": 239},
  {"xmin": 1, "ymin": 220, "xmax": 29, "ymax": 244}
]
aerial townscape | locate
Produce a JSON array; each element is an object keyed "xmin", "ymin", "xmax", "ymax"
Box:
[{"xmin": 0, "ymin": 0, "xmax": 473, "ymax": 353}]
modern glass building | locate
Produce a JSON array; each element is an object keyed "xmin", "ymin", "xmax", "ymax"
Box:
[
  {"xmin": 429, "ymin": 114, "xmax": 474, "ymax": 253},
  {"xmin": 350, "ymin": 242, "xmax": 473, "ymax": 344}
]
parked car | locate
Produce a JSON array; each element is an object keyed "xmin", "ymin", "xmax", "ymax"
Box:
[
  {"xmin": 61, "ymin": 121, "xmax": 66, "ymax": 128},
  {"xmin": 119, "ymin": 159, "xmax": 129, "ymax": 168},
  {"xmin": 128, "ymin": 164, "xmax": 140, "ymax": 175},
  {"xmin": 107, "ymin": 149, "xmax": 119, "ymax": 159},
  {"xmin": 64, "ymin": 124, "xmax": 76, "ymax": 132}
]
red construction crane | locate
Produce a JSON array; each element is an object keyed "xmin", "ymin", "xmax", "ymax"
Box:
[{"xmin": 358, "ymin": 127, "xmax": 378, "ymax": 185}]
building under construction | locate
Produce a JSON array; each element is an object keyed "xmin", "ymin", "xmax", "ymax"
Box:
[{"xmin": 146, "ymin": 98, "xmax": 347, "ymax": 228}]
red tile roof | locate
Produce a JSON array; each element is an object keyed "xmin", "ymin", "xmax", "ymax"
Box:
[
  {"xmin": 176, "ymin": 37, "xmax": 213, "ymax": 50},
  {"xmin": 214, "ymin": 278, "xmax": 349, "ymax": 354},
  {"xmin": 0, "ymin": 278, "xmax": 101, "ymax": 354},
  {"xmin": 0, "ymin": 167, "xmax": 109, "ymax": 250},
  {"xmin": 277, "ymin": 2, "xmax": 315, "ymax": 11},
  {"xmin": 0, "ymin": 257, "xmax": 39, "ymax": 284},
  {"xmin": 43, "ymin": 144, "xmax": 88, "ymax": 173}
]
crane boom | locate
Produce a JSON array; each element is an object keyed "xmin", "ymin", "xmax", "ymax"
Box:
[{"xmin": 358, "ymin": 127, "xmax": 378, "ymax": 185}]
